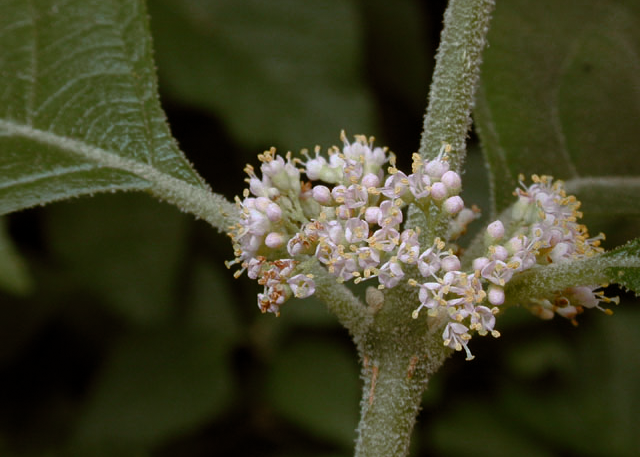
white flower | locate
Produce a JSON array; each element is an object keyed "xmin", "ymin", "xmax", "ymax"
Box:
[
  {"xmin": 288, "ymin": 274, "xmax": 316, "ymax": 298},
  {"xmin": 377, "ymin": 200, "xmax": 403, "ymax": 227},
  {"xmin": 397, "ymin": 229, "xmax": 420, "ymax": 264},
  {"xmin": 345, "ymin": 218, "xmax": 370, "ymax": 244},
  {"xmin": 381, "ymin": 172, "xmax": 409, "ymax": 199},
  {"xmin": 368, "ymin": 227, "xmax": 400, "ymax": 252},
  {"xmin": 442, "ymin": 322, "xmax": 474, "ymax": 360},
  {"xmin": 378, "ymin": 259, "xmax": 405, "ymax": 288}
]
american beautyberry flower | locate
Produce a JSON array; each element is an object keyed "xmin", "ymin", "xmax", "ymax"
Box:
[{"xmin": 227, "ymin": 134, "xmax": 616, "ymax": 360}]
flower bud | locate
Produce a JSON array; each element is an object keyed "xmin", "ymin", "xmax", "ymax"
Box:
[
  {"xmin": 312, "ymin": 185, "xmax": 332, "ymax": 205},
  {"xmin": 472, "ymin": 256, "xmax": 490, "ymax": 271},
  {"xmin": 364, "ymin": 206, "xmax": 381, "ymax": 225},
  {"xmin": 425, "ymin": 159, "xmax": 449, "ymax": 178},
  {"xmin": 361, "ymin": 172, "xmax": 380, "ymax": 189},
  {"xmin": 441, "ymin": 170, "xmax": 461, "ymax": 192},
  {"xmin": 486, "ymin": 220, "xmax": 505, "ymax": 239},
  {"xmin": 488, "ymin": 285, "xmax": 505, "ymax": 305},
  {"xmin": 265, "ymin": 232, "xmax": 285, "ymax": 249},
  {"xmin": 441, "ymin": 255, "xmax": 461, "ymax": 272},
  {"xmin": 430, "ymin": 182, "xmax": 447, "ymax": 201},
  {"xmin": 266, "ymin": 203, "xmax": 282, "ymax": 222},
  {"xmin": 443, "ymin": 196, "xmax": 464, "ymax": 214}
]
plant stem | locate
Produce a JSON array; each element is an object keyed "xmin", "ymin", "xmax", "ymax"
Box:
[
  {"xmin": 305, "ymin": 258, "xmax": 371, "ymax": 343},
  {"xmin": 353, "ymin": 284, "xmax": 451, "ymax": 457},
  {"xmin": 419, "ymin": 0, "xmax": 495, "ymax": 173},
  {"xmin": 504, "ymin": 252, "xmax": 640, "ymax": 307},
  {"xmin": 353, "ymin": 1, "xmax": 496, "ymax": 455}
]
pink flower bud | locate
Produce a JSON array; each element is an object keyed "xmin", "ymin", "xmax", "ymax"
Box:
[
  {"xmin": 265, "ymin": 232, "xmax": 285, "ymax": 249},
  {"xmin": 361, "ymin": 173, "xmax": 380, "ymax": 189},
  {"xmin": 430, "ymin": 182, "xmax": 447, "ymax": 201},
  {"xmin": 486, "ymin": 220, "xmax": 505, "ymax": 239},
  {"xmin": 425, "ymin": 159, "xmax": 449, "ymax": 178},
  {"xmin": 441, "ymin": 170, "xmax": 461, "ymax": 191},
  {"xmin": 266, "ymin": 203, "xmax": 282, "ymax": 222},
  {"xmin": 443, "ymin": 196, "xmax": 464, "ymax": 214},
  {"xmin": 491, "ymin": 245, "xmax": 509, "ymax": 261},
  {"xmin": 472, "ymin": 256, "xmax": 490, "ymax": 271},
  {"xmin": 441, "ymin": 255, "xmax": 461, "ymax": 272},
  {"xmin": 312, "ymin": 185, "xmax": 332, "ymax": 204},
  {"xmin": 488, "ymin": 285, "xmax": 505, "ymax": 305},
  {"xmin": 255, "ymin": 196, "xmax": 271, "ymax": 213},
  {"xmin": 364, "ymin": 206, "xmax": 381, "ymax": 225}
]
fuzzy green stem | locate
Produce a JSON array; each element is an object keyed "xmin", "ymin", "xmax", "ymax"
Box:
[
  {"xmin": 504, "ymin": 252, "xmax": 640, "ymax": 307},
  {"xmin": 304, "ymin": 258, "xmax": 371, "ymax": 343},
  {"xmin": 419, "ymin": 0, "xmax": 495, "ymax": 173},
  {"xmin": 353, "ymin": 277, "xmax": 451, "ymax": 457},
  {"xmin": 355, "ymin": 346, "xmax": 436, "ymax": 457},
  {"xmin": 353, "ymin": 2, "xmax": 496, "ymax": 455}
]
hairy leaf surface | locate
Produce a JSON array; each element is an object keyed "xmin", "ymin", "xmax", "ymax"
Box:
[
  {"xmin": 148, "ymin": 0, "xmax": 375, "ymax": 150},
  {"xmin": 0, "ymin": 0, "xmax": 205, "ymax": 215},
  {"xmin": 505, "ymin": 237, "xmax": 640, "ymax": 303},
  {"xmin": 476, "ymin": 0, "xmax": 640, "ymax": 216}
]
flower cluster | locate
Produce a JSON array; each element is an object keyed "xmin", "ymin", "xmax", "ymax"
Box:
[{"xmin": 227, "ymin": 134, "xmax": 616, "ymax": 359}]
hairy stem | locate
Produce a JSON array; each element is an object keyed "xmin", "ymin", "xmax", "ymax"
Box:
[
  {"xmin": 305, "ymin": 258, "xmax": 371, "ymax": 344},
  {"xmin": 505, "ymin": 252, "xmax": 640, "ymax": 307},
  {"xmin": 354, "ymin": 1, "xmax": 495, "ymax": 455},
  {"xmin": 0, "ymin": 119, "xmax": 238, "ymax": 232},
  {"xmin": 354, "ymin": 283, "xmax": 451, "ymax": 457},
  {"xmin": 419, "ymin": 0, "xmax": 495, "ymax": 172}
]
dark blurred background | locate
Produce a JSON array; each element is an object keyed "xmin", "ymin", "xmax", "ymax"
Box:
[{"xmin": 1, "ymin": 1, "xmax": 638, "ymax": 456}]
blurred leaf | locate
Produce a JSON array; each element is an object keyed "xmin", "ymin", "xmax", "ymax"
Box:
[
  {"xmin": 186, "ymin": 260, "xmax": 240, "ymax": 342},
  {"xmin": 500, "ymin": 308, "xmax": 640, "ymax": 457},
  {"xmin": 361, "ymin": 0, "xmax": 432, "ymax": 110},
  {"xmin": 0, "ymin": 219, "xmax": 32, "ymax": 295},
  {"xmin": 44, "ymin": 193, "xmax": 189, "ymax": 324},
  {"xmin": 149, "ymin": 0, "xmax": 375, "ymax": 150},
  {"xmin": 0, "ymin": 0, "xmax": 204, "ymax": 216},
  {"xmin": 476, "ymin": 0, "xmax": 640, "ymax": 216},
  {"xmin": 266, "ymin": 338, "xmax": 360, "ymax": 448},
  {"xmin": 603, "ymin": 237, "xmax": 640, "ymax": 295},
  {"xmin": 430, "ymin": 400, "xmax": 551, "ymax": 457},
  {"xmin": 73, "ymin": 328, "xmax": 233, "ymax": 450},
  {"xmin": 505, "ymin": 335, "xmax": 573, "ymax": 380},
  {"xmin": 564, "ymin": 177, "xmax": 640, "ymax": 216},
  {"xmin": 504, "ymin": 237, "xmax": 640, "ymax": 304}
]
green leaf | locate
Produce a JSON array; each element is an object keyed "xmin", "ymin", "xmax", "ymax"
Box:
[
  {"xmin": 266, "ymin": 337, "xmax": 360, "ymax": 448},
  {"xmin": 430, "ymin": 401, "xmax": 551, "ymax": 457},
  {"xmin": 72, "ymin": 328, "xmax": 233, "ymax": 449},
  {"xmin": 500, "ymin": 308, "xmax": 640, "ymax": 457},
  {"xmin": 0, "ymin": 0, "xmax": 233, "ymax": 227},
  {"xmin": 44, "ymin": 194, "xmax": 190, "ymax": 324},
  {"xmin": 476, "ymin": 0, "xmax": 640, "ymax": 215},
  {"xmin": 564, "ymin": 177, "xmax": 640, "ymax": 216},
  {"xmin": 0, "ymin": 218, "xmax": 32, "ymax": 295},
  {"xmin": 148, "ymin": 0, "xmax": 375, "ymax": 150},
  {"xmin": 185, "ymin": 260, "xmax": 241, "ymax": 342},
  {"xmin": 505, "ymin": 237, "xmax": 640, "ymax": 304},
  {"xmin": 602, "ymin": 237, "xmax": 640, "ymax": 295}
]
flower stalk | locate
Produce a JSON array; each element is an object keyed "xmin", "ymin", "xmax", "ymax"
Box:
[
  {"xmin": 354, "ymin": 283, "xmax": 452, "ymax": 457},
  {"xmin": 419, "ymin": 0, "xmax": 496, "ymax": 172},
  {"xmin": 224, "ymin": 0, "xmax": 620, "ymax": 456}
]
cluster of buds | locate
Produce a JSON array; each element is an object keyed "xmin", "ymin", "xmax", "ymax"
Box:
[{"xmin": 227, "ymin": 133, "xmax": 616, "ymax": 359}]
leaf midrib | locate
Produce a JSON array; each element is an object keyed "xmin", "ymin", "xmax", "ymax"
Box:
[
  {"xmin": 0, "ymin": 118, "xmax": 169, "ymax": 183},
  {"xmin": 0, "ymin": 118, "xmax": 239, "ymax": 232}
]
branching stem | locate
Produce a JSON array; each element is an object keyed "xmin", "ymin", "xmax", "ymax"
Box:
[
  {"xmin": 352, "ymin": 1, "xmax": 495, "ymax": 455},
  {"xmin": 419, "ymin": 0, "xmax": 495, "ymax": 173}
]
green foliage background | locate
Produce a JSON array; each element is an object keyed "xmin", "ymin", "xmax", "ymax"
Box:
[{"xmin": 0, "ymin": 0, "xmax": 638, "ymax": 456}]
